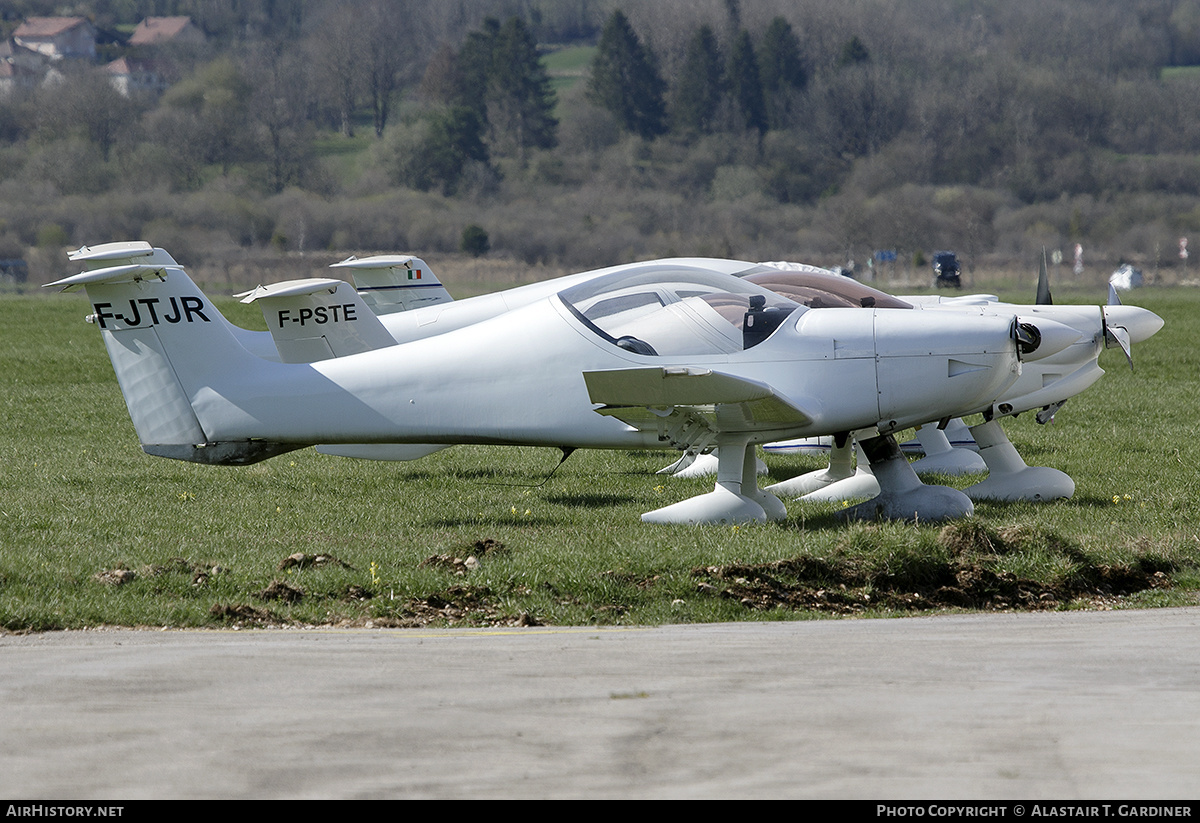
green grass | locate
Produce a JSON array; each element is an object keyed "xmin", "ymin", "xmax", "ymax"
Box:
[
  {"xmin": 2, "ymin": 286, "xmax": 1198, "ymax": 631},
  {"xmin": 543, "ymin": 45, "xmax": 596, "ymax": 96},
  {"xmin": 543, "ymin": 45, "xmax": 596, "ymax": 75},
  {"xmin": 1162, "ymin": 65, "xmax": 1200, "ymax": 82}
]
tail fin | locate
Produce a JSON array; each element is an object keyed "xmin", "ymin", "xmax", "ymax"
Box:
[
  {"xmin": 236, "ymin": 278, "xmax": 396, "ymax": 363},
  {"xmin": 330, "ymin": 255, "xmax": 452, "ymax": 315},
  {"xmin": 47, "ymin": 242, "xmax": 297, "ymax": 465}
]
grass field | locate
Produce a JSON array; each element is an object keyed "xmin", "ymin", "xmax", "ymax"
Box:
[{"xmin": 2, "ymin": 281, "xmax": 1198, "ymax": 631}]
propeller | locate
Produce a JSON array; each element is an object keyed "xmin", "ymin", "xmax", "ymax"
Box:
[
  {"xmin": 1102, "ymin": 278, "xmax": 1134, "ymax": 369},
  {"xmin": 1101, "ymin": 292, "xmax": 1164, "ymax": 371},
  {"xmin": 1011, "ymin": 317, "xmax": 1041, "ymax": 356},
  {"xmin": 1103, "ymin": 310, "xmax": 1135, "ymax": 370},
  {"xmin": 1036, "ymin": 247, "xmax": 1053, "ymax": 305}
]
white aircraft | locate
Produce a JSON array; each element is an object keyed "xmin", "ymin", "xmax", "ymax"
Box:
[
  {"xmin": 729, "ymin": 258, "xmax": 1163, "ymax": 506},
  {"xmin": 46, "ymin": 242, "xmax": 1090, "ymax": 525}
]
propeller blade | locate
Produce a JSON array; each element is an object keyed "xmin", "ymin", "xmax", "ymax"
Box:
[
  {"xmin": 1107, "ymin": 283, "xmax": 1122, "ymax": 306},
  {"xmin": 1036, "ymin": 247, "xmax": 1053, "ymax": 305},
  {"xmin": 1105, "ymin": 324, "xmax": 1134, "ymax": 370}
]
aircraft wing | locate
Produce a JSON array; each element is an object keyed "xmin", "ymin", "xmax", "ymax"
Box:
[{"xmin": 583, "ymin": 367, "xmax": 813, "ymax": 450}]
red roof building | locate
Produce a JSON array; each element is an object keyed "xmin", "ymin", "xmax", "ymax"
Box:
[
  {"xmin": 128, "ymin": 17, "xmax": 205, "ymax": 48},
  {"xmin": 12, "ymin": 17, "xmax": 96, "ymax": 60}
]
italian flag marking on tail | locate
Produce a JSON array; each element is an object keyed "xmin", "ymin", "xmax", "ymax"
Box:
[{"xmin": 408, "ymin": 269, "xmax": 422, "ymax": 280}]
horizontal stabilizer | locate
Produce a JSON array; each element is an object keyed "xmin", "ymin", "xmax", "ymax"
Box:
[
  {"xmin": 68, "ymin": 241, "xmax": 179, "ymax": 268},
  {"xmin": 45, "ymin": 263, "xmax": 169, "ymax": 292},
  {"xmin": 330, "ymin": 255, "xmax": 453, "ymax": 315},
  {"xmin": 236, "ymin": 278, "xmax": 346, "ymax": 302},
  {"xmin": 236, "ymin": 278, "xmax": 397, "ymax": 363}
]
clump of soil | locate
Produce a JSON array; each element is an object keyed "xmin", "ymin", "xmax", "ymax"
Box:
[
  {"xmin": 367, "ymin": 584, "xmax": 540, "ymax": 628},
  {"xmin": 343, "ymin": 585, "xmax": 373, "ymax": 601},
  {"xmin": 94, "ymin": 568, "xmax": 136, "ymax": 587},
  {"xmin": 694, "ymin": 524, "xmax": 1175, "ymax": 614},
  {"xmin": 209, "ymin": 603, "xmax": 282, "ymax": 626},
  {"xmin": 258, "ymin": 580, "xmax": 303, "ymax": 603},
  {"xmin": 278, "ymin": 553, "xmax": 353, "ymax": 571},
  {"xmin": 145, "ymin": 557, "xmax": 226, "ymax": 587},
  {"xmin": 96, "ymin": 557, "xmax": 225, "ymax": 588},
  {"xmin": 420, "ymin": 538, "xmax": 507, "ymax": 575}
]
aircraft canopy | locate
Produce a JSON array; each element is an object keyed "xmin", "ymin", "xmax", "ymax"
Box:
[{"xmin": 557, "ymin": 264, "xmax": 802, "ymax": 357}]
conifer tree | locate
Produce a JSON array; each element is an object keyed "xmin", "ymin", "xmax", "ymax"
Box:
[
  {"xmin": 671, "ymin": 25, "xmax": 725, "ymax": 135},
  {"xmin": 451, "ymin": 17, "xmax": 557, "ymax": 159},
  {"xmin": 587, "ymin": 10, "xmax": 667, "ymax": 140},
  {"xmin": 489, "ymin": 16, "xmax": 558, "ymax": 156},
  {"xmin": 728, "ymin": 30, "xmax": 767, "ymax": 135},
  {"xmin": 456, "ymin": 18, "xmax": 502, "ymax": 119},
  {"xmin": 758, "ymin": 16, "xmax": 807, "ymax": 128},
  {"xmin": 839, "ymin": 35, "xmax": 871, "ymax": 67},
  {"xmin": 402, "ymin": 106, "xmax": 490, "ymax": 195}
]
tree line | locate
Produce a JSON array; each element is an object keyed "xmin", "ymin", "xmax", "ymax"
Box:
[{"xmin": 5, "ymin": 0, "xmax": 1200, "ymax": 279}]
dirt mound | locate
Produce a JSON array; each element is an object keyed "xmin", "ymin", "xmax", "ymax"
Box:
[
  {"xmin": 419, "ymin": 538, "xmax": 507, "ymax": 575},
  {"xmin": 258, "ymin": 580, "xmax": 303, "ymax": 603},
  {"xmin": 209, "ymin": 603, "xmax": 282, "ymax": 626},
  {"xmin": 366, "ymin": 584, "xmax": 541, "ymax": 628},
  {"xmin": 278, "ymin": 553, "xmax": 353, "ymax": 571},
  {"xmin": 694, "ymin": 524, "xmax": 1174, "ymax": 614}
]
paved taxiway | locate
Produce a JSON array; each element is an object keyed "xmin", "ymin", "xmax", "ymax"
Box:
[{"xmin": 3, "ymin": 607, "xmax": 1200, "ymax": 798}]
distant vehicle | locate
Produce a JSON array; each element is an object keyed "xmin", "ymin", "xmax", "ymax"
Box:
[
  {"xmin": 932, "ymin": 251, "xmax": 962, "ymax": 289},
  {"xmin": 1109, "ymin": 264, "xmax": 1144, "ymax": 292}
]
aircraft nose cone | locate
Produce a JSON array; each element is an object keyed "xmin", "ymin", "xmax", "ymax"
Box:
[
  {"xmin": 1104, "ymin": 305, "xmax": 1164, "ymax": 344},
  {"xmin": 1013, "ymin": 316, "xmax": 1084, "ymax": 362}
]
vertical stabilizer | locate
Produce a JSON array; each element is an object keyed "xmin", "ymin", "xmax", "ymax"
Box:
[
  {"xmin": 330, "ymin": 255, "xmax": 453, "ymax": 315},
  {"xmin": 46, "ymin": 246, "xmax": 296, "ymax": 464},
  {"xmin": 236, "ymin": 278, "xmax": 397, "ymax": 362}
]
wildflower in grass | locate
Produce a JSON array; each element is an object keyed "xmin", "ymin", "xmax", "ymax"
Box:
[{"xmin": 370, "ymin": 562, "xmax": 379, "ymax": 585}]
